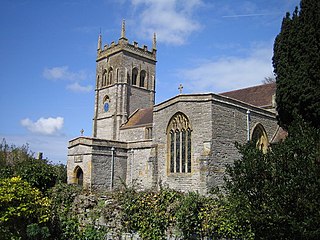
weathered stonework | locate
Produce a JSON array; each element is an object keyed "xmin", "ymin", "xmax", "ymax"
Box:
[{"xmin": 67, "ymin": 21, "xmax": 279, "ymax": 194}]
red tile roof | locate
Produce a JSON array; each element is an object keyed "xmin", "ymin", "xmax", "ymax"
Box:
[
  {"xmin": 220, "ymin": 83, "xmax": 276, "ymax": 108},
  {"xmin": 121, "ymin": 108, "xmax": 153, "ymax": 129}
]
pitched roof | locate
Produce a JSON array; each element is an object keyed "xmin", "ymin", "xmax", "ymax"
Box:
[
  {"xmin": 219, "ymin": 83, "xmax": 276, "ymax": 108},
  {"xmin": 271, "ymin": 126, "xmax": 288, "ymax": 143},
  {"xmin": 121, "ymin": 108, "xmax": 153, "ymax": 129}
]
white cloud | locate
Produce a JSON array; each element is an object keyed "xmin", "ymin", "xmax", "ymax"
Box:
[
  {"xmin": 43, "ymin": 66, "xmax": 87, "ymax": 81},
  {"xmin": 131, "ymin": 0, "xmax": 202, "ymax": 45},
  {"xmin": 66, "ymin": 82, "xmax": 93, "ymax": 93},
  {"xmin": 21, "ymin": 117, "xmax": 64, "ymax": 135},
  {"xmin": 179, "ymin": 43, "xmax": 273, "ymax": 93}
]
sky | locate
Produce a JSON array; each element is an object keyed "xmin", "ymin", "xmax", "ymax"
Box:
[{"xmin": 0, "ymin": 0, "xmax": 300, "ymax": 164}]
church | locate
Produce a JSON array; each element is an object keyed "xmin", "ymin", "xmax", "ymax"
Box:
[{"xmin": 67, "ymin": 21, "xmax": 280, "ymax": 194}]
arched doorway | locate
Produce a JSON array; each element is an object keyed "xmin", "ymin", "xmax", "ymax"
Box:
[
  {"xmin": 251, "ymin": 123, "xmax": 269, "ymax": 153},
  {"xmin": 74, "ymin": 166, "xmax": 83, "ymax": 186}
]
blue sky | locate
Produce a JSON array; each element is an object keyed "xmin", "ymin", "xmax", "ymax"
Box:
[{"xmin": 0, "ymin": 0, "xmax": 300, "ymax": 164}]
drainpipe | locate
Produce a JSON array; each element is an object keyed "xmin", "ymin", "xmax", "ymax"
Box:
[
  {"xmin": 130, "ymin": 149, "xmax": 134, "ymax": 185},
  {"xmin": 110, "ymin": 147, "xmax": 115, "ymax": 191},
  {"xmin": 246, "ymin": 110, "xmax": 251, "ymax": 142}
]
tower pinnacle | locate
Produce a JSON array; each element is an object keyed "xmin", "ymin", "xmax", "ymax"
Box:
[
  {"xmin": 120, "ymin": 19, "xmax": 126, "ymax": 39},
  {"xmin": 97, "ymin": 31, "xmax": 102, "ymax": 51},
  {"xmin": 152, "ymin": 32, "xmax": 157, "ymax": 50}
]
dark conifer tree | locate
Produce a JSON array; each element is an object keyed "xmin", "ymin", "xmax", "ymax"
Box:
[{"xmin": 273, "ymin": 0, "xmax": 320, "ymax": 130}]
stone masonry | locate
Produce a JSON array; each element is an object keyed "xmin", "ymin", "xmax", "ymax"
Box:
[{"xmin": 67, "ymin": 21, "xmax": 279, "ymax": 194}]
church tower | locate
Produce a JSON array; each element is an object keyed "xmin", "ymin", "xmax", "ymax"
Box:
[{"xmin": 93, "ymin": 20, "xmax": 157, "ymax": 140}]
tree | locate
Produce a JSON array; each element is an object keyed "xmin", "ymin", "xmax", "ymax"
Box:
[
  {"xmin": 262, "ymin": 74, "xmax": 276, "ymax": 84},
  {"xmin": 0, "ymin": 177, "xmax": 51, "ymax": 239},
  {"xmin": 225, "ymin": 120, "xmax": 320, "ymax": 239},
  {"xmin": 272, "ymin": 0, "xmax": 320, "ymax": 130},
  {"xmin": 0, "ymin": 139, "xmax": 67, "ymax": 193}
]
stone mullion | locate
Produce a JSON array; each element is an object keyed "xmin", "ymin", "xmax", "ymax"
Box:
[{"xmin": 175, "ymin": 130, "xmax": 180, "ymax": 173}]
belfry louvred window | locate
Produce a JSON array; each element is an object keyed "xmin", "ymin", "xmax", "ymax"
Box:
[{"xmin": 167, "ymin": 112, "xmax": 192, "ymax": 173}]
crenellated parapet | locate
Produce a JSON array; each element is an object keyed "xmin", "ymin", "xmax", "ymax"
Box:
[
  {"xmin": 97, "ymin": 39, "xmax": 156, "ymax": 62},
  {"xmin": 97, "ymin": 20, "xmax": 156, "ymax": 62}
]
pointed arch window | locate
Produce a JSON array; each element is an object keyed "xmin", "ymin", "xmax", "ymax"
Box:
[
  {"xmin": 251, "ymin": 123, "xmax": 269, "ymax": 153},
  {"xmin": 132, "ymin": 68, "xmax": 138, "ymax": 85},
  {"xmin": 140, "ymin": 70, "xmax": 146, "ymax": 87},
  {"xmin": 74, "ymin": 166, "xmax": 83, "ymax": 186},
  {"xmin": 167, "ymin": 112, "xmax": 192, "ymax": 173}
]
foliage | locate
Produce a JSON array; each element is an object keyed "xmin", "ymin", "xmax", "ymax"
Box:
[
  {"xmin": 262, "ymin": 74, "xmax": 276, "ymax": 84},
  {"xmin": 26, "ymin": 223, "xmax": 51, "ymax": 240},
  {"xmin": 48, "ymin": 183, "xmax": 83, "ymax": 239},
  {"xmin": 0, "ymin": 139, "xmax": 67, "ymax": 193},
  {"xmin": 174, "ymin": 192, "xmax": 203, "ymax": 239},
  {"xmin": 0, "ymin": 176, "xmax": 51, "ymax": 239},
  {"xmin": 225, "ymin": 120, "xmax": 320, "ymax": 239},
  {"xmin": 272, "ymin": 0, "xmax": 320, "ymax": 130},
  {"xmin": 115, "ymin": 187, "xmax": 182, "ymax": 240},
  {"xmin": 111, "ymin": 186, "xmax": 251, "ymax": 239}
]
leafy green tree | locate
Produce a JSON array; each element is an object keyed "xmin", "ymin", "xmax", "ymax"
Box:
[
  {"xmin": 272, "ymin": 0, "xmax": 320, "ymax": 130},
  {"xmin": 0, "ymin": 176, "xmax": 51, "ymax": 239},
  {"xmin": 0, "ymin": 139, "xmax": 67, "ymax": 193},
  {"xmin": 225, "ymin": 120, "xmax": 320, "ymax": 239}
]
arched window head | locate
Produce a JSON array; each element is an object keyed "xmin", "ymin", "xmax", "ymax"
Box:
[
  {"xmin": 167, "ymin": 112, "xmax": 192, "ymax": 173},
  {"xmin": 74, "ymin": 166, "xmax": 83, "ymax": 186},
  {"xmin": 251, "ymin": 123, "xmax": 269, "ymax": 153},
  {"xmin": 132, "ymin": 68, "xmax": 138, "ymax": 85},
  {"xmin": 102, "ymin": 70, "xmax": 107, "ymax": 86},
  {"xmin": 140, "ymin": 70, "xmax": 146, "ymax": 88},
  {"xmin": 107, "ymin": 67, "xmax": 113, "ymax": 85}
]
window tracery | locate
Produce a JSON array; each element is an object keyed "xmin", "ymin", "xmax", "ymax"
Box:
[{"xmin": 167, "ymin": 112, "xmax": 192, "ymax": 173}]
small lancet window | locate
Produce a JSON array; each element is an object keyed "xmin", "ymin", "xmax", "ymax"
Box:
[
  {"xmin": 167, "ymin": 112, "xmax": 192, "ymax": 174},
  {"xmin": 132, "ymin": 68, "xmax": 138, "ymax": 85}
]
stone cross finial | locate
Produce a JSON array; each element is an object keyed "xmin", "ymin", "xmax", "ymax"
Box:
[
  {"xmin": 80, "ymin": 129, "xmax": 84, "ymax": 136},
  {"xmin": 121, "ymin": 19, "xmax": 126, "ymax": 39},
  {"xmin": 178, "ymin": 84, "xmax": 183, "ymax": 94}
]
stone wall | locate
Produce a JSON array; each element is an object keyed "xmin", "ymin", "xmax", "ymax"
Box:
[
  {"xmin": 119, "ymin": 126, "xmax": 147, "ymax": 142},
  {"xmin": 153, "ymin": 94, "xmax": 278, "ymax": 194},
  {"xmin": 153, "ymin": 95, "xmax": 214, "ymax": 194},
  {"xmin": 68, "ymin": 137, "xmax": 129, "ymax": 191},
  {"xmin": 126, "ymin": 140, "xmax": 155, "ymax": 190}
]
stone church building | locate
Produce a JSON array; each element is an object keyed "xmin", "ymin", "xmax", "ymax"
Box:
[{"xmin": 67, "ymin": 21, "xmax": 280, "ymax": 194}]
